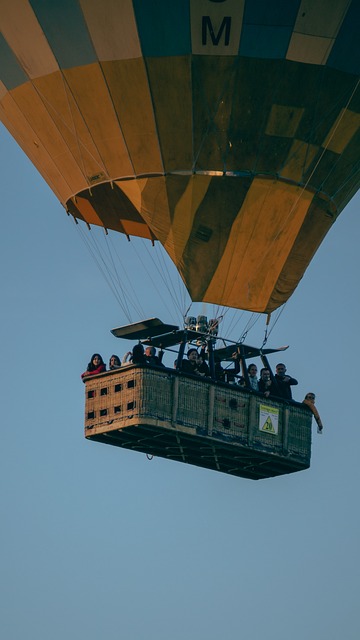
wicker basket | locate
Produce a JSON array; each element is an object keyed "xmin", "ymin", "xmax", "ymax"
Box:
[{"xmin": 84, "ymin": 365, "xmax": 312, "ymax": 480}]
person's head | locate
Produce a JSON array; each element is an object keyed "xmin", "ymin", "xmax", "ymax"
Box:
[
  {"xmin": 260, "ymin": 368, "xmax": 271, "ymax": 381},
  {"xmin": 109, "ymin": 355, "xmax": 121, "ymax": 368},
  {"xmin": 276, "ymin": 363, "xmax": 287, "ymax": 377},
  {"xmin": 187, "ymin": 348, "xmax": 198, "ymax": 361},
  {"xmin": 132, "ymin": 343, "xmax": 145, "ymax": 363},
  {"xmin": 88, "ymin": 353, "xmax": 104, "ymax": 370},
  {"xmin": 304, "ymin": 392, "xmax": 316, "ymax": 403},
  {"xmin": 247, "ymin": 363, "xmax": 258, "ymax": 377},
  {"xmin": 145, "ymin": 346, "xmax": 156, "ymax": 357}
]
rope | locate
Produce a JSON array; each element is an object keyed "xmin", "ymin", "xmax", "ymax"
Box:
[
  {"xmin": 35, "ymin": 72, "xmax": 110, "ymax": 185},
  {"xmin": 266, "ymin": 304, "xmax": 287, "ymax": 340},
  {"xmin": 76, "ymin": 224, "xmax": 146, "ymax": 322},
  {"xmin": 140, "ymin": 240, "xmax": 187, "ymax": 321},
  {"xmin": 260, "ymin": 313, "xmax": 271, "ymax": 349},
  {"xmin": 105, "ymin": 234, "xmax": 147, "ymax": 319},
  {"xmin": 104, "ymin": 233, "xmax": 145, "ymax": 320}
]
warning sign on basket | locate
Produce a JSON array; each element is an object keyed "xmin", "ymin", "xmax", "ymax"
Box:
[{"xmin": 259, "ymin": 405, "xmax": 279, "ymax": 435}]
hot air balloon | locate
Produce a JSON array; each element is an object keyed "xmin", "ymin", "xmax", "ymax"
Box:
[{"xmin": 1, "ymin": 1, "xmax": 359, "ymax": 478}]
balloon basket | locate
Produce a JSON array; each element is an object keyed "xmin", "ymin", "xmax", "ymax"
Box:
[{"xmin": 84, "ymin": 366, "xmax": 312, "ymax": 480}]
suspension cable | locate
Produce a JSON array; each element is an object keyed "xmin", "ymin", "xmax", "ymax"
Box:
[
  {"xmin": 76, "ymin": 224, "xmax": 144, "ymax": 322},
  {"xmin": 266, "ymin": 304, "xmax": 287, "ymax": 340},
  {"xmin": 104, "ymin": 233, "xmax": 146, "ymax": 320},
  {"xmin": 261, "ymin": 313, "xmax": 272, "ymax": 349},
  {"xmin": 139, "ymin": 240, "xmax": 186, "ymax": 320}
]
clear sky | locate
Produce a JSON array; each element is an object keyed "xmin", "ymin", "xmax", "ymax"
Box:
[{"xmin": 1, "ymin": 122, "xmax": 359, "ymax": 640}]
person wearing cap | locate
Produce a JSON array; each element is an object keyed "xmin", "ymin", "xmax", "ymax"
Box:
[
  {"xmin": 180, "ymin": 347, "xmax": 210, "ymax": 376},
  {"xmin": 180, "ymin": 348, "xmax": 200, "ymax": 374}
]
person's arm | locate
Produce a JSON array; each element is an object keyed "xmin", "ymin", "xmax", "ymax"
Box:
[
  {"xmin": 259, "ymin": 380, "xmax": 271, "ymax": 397},
  {"xmin": 303, "ymin": 400, "xmax": 323, "ymax": 433},
  {"xmin": 81, "ymin": 364, "xmax": 106, "ymax": 379},
  {"xmin": 229, "ymin": 352, "xmax": 241, "ymax": 375},
  {"xmin": 89, "ymin": 364, "xmax": 106, "ymax": 375},
  {"xmin": 314, "ymin": 411, "xmax": 323, "ymax": 433}
]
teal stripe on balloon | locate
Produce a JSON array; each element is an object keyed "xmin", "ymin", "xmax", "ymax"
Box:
[
  {"xmin": 327, "ymin": 1, "xmax": 360, "ymax": 75},
  {"xmin": 133, "ymin": 0, "xmax": 190, "ymax": 56},
  {"xmin": 0, "ymin": 34, "xmax": 28, "ymax": 89},
  {"xmin": 29, "ymin": 0, "xmax": 97, "ymax": 69},
  {"xmin": 240, "ymin": 0, "xmax": 300, "ymax": 59},
  {"xmin": 243, "ymin": 0, "xmax": 300, "ymax": 27},
  {"xmin": 240, "ymin": 25, "xmax": 291, "ymax": 58}
]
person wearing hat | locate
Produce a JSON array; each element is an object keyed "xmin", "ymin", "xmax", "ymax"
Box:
[
  {"xmin": 180, "ymin": 347, "xmax": 209, "ymax": 376},
  {"xmin": 180, "ymin": 348, "xmax": 200, "ymax": 374}
]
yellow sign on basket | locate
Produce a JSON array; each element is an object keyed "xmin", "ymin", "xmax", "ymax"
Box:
[{"xmin": 259, "ymin": 405, "xmax": 279, "ymax": 435}]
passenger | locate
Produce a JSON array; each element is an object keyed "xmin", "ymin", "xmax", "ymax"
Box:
[
  {"xmin": 303, "ymin": 392, "xmax": 323, "ymax": 434},
  {"xmin": 122, "ymin": 344, "xmax": 146, "ymax": 365},
  {"xmin": 214, "ymin": 357, "xmax": 225, "ymax": 381},
  {"xmin": 258, "ymin": 368, "xmax": 277, "ymax": 398},
  {"xmin": 132, "ymin": 344, "xmax": 146, "ymax": 364},
  {"xmin": 215, "ymin": 351, "xmax": 241, "ymax": 383},
  {"xmin": 227, "ymin": 352, "xmax": 241, "ymax": 384},
  {"xmin": 180, "ymin": 348, "xmax": 201, "ymax": 375},
  {"xmin": 81, "ymin": 353, "xmax": 106, "ymax": 379},
  {"xmin": 196, "ymin": 351, "xmax": 210, "ymax": 377},
  {"xmin": 201, "ymin": 353, "xmax": 240, "ymax": 382},
  {"xmin": 274, "ymin": 363, "xmax": 298, "ymax": 400},
  {"xmin": 122, "ymin": 350, "xmax": 132, "ymax": 364},
  {"xmin": 247, "ymin": 363, "xmax": 259, "ymax": 391},
  {"xmin": 109, "ymin": 354, "xmax": 121, "ymax": 370},
  {"xmin": 144, "ymin": 346, "xmax": 164, "ymax": 367}
]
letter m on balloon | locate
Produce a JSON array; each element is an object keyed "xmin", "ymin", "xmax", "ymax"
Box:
[{"xmin": 202, "ymin": 16, "xmax": 231, "ymax": 46}]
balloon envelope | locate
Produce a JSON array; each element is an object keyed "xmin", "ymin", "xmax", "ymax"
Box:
[{"xmin": 1, "ymin": 0, "xmax": 359, "ymax": 312}]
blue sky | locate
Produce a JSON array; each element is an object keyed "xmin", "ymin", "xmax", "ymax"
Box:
[{"xmin": 1, "ymin": 123, "xmax": 359, "ymax": 640}]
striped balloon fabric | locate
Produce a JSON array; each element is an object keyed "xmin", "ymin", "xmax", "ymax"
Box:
[{"xmin": 1, "ymin": 0, "xmax": 359, "ymax": 312}]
